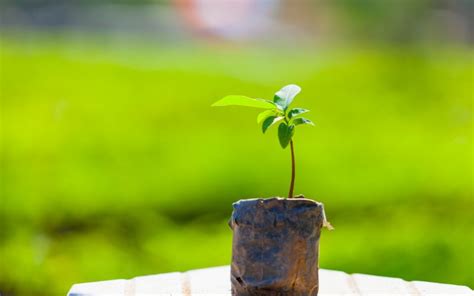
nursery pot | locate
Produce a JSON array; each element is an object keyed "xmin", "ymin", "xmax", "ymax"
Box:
[{"xmin": 229, "ymin": 197, "xmax": 325, "ymax": 296}]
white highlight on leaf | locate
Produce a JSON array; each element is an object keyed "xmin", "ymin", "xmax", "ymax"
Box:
[{"xmin": 275, "ymin": 84, "xmax": 301, "ymax": 107}]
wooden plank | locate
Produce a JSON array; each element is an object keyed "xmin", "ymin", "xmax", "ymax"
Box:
[
  {"xmin": 68, "ymin": 279, "xmax": 127, "ymax": 296},
  {"xmin": 186, "ymin": 266, "xmax": 231, "ymax": 295},
  {"xmin": 133, "ymin": 272, "xmax": 182, "ymax": 295},
  {"xmin": 319, "ymin": 269, "xmax": 358, "ymax": 295},
  {"xmin": 351, "ymin": 273, "xmax": 416, "ymax": 295},
  {"xmin": 412, "ymin": 280, "xmax": 474, "ymax": 296},
  {"xmin": 68, "ymin": 266, "xmax": 473, "ymax": 296}
]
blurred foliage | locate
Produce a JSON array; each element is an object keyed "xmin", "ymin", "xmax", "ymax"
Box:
[
  {"xmin": 328, "ymin": 0, "xmax": 473, "ymax": 44},
  {"xmin": 0, "ymin": 34, "xmax": 473, "ymax": 295}
]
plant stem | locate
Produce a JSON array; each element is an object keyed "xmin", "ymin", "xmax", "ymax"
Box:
[{"xmin": 288, "ymin": 139, "xmax": 295, "ymax": 198}]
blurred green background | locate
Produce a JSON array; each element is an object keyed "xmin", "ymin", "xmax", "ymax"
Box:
[{"xmin": 1, "ymin": 1, "xmax": 473, "ymax": 295}]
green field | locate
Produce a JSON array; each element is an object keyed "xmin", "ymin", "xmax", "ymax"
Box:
[{"xmin": 1, "ymin": 35, "xmax": 473, "ymax": 295}]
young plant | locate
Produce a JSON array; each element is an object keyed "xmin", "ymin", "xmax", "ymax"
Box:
[{"xmin": 212, "ymin": 84, "xmax": 314, "ymax": 199}]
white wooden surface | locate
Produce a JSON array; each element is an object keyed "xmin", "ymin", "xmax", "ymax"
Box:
[{"xmin": 68, "ymin": 265, "xmax": 473, "ymax": 296}]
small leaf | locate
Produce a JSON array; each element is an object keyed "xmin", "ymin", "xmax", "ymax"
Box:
[
  {"xmin": 278, "ymin": 122, "xmax": 295, "ymax": 149},
  {"xmin": 288, "ymin": 108, "xmax": 309, "ymax": 119},
  {"xmin": 273, "ymin": 95, "xmax": 286, "ymax": 110},
  {"xmin": 262, "ymin": 116, "xmax": 283, "ymax": 133},
  {"xmin": 257, "ymin": 110, "xmax": 276, "ymax": 124},
  {"xmin": 292, "ymin": 117, "xmax": 314, "ymax": 126},
  {"xmin": 212, "ymin": 95, "xmax": 275, "ymax": 109},
  {"xmin": 262, "ymin": 99, "xmax": 278, "ymax": 107},
  {"xmin": 273, "ymin": 84, "xmax": 301, "ymax": 110}
]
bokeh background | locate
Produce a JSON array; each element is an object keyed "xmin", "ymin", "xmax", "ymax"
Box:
[{"xmin": 1, "ymin": 0, "xmax": 473, "ymax": 295}]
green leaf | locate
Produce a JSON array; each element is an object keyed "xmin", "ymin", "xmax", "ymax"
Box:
[
  {"xmin": 273, "ymin": 95, "xmax": 285, "ymax": 110},
  {"xmin": 292, "ymin": 117, "xmax": 314, "ymax": 126},
  {"xmin": 212, "ymin": 95, "xmax": 275, "ymax": 109},
  {"xmin": 262, "ymin": 116, "xmax": 283, "ymax": 133},
  {"xmin": 262, "ymin": 99, "xmax": 278, "ymax": 107},
  {"xmin": 288, "ymin": 108, "xmax": 309, "ymax": 119},
  {"xmin": 257, "ymin": 110, "xmax": 276, "ymax": 124},
  {"xmin": 278, "ymin": 122, "xmax": 295, "ymax": 148},
  {"xmin": 273, "ymin": 84, "xmax": 301, "ymax": 110}
]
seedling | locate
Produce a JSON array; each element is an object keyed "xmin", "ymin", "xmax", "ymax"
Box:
[{"xmin": 212, "ymin": 84, "xmax": 314, "ymax": 199}]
